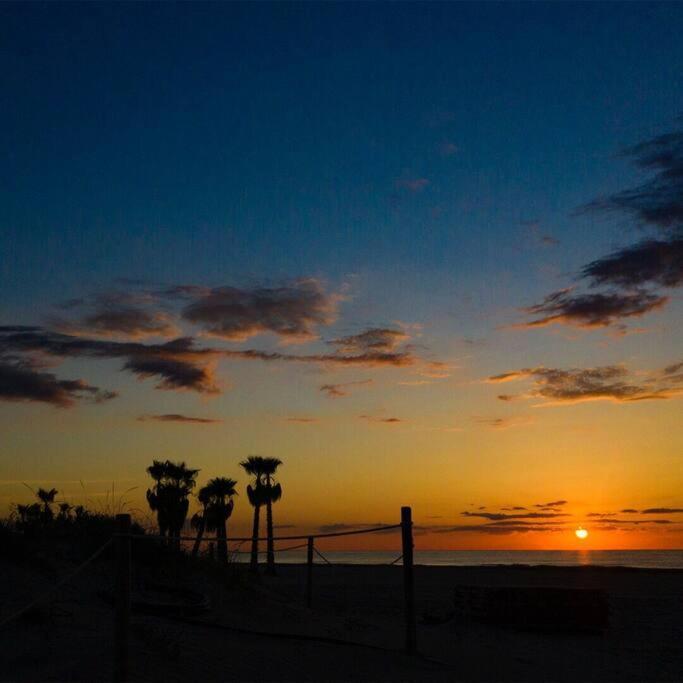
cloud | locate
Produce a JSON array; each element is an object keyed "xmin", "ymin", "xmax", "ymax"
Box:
[
  {"xmin": 224, "ymin": 347, "xmax": 415, "ymax": 368},
  {"xmin": 359, "ymin": 415, "xmax": 403, "ymax": 424},
  {"xmin": 53, "ymin": 292, "xmax": 178, "ymax": 339},
  {"xmin": 518, "ymin": 121, "xmax": 683, "ymax": 335},
  {"xmin": 640, "ymin": 507, "xmax": 683, "ymax": 514},
  {"xmin": 535, "ymin": 500, "xmax": 567, "ymax": 508},
  {"xmin": 620, "ymin": 508, "xmax": 638, "ymax": 513},
  {"xmin": 396, "ymin": 178, "xmax": 430, "ymax": 192},
  {"xmin": 584, "ymin": 128, "xmax": 683, "ymax": 231},
  {"xmin": 664, "ymin": 361, "xmax": 683, "ymax": 376},
  {"xmin": 0, "ymin": 327, "xmax": 418, "ymax": 398},
  {"xmin": 0, "ymin": 328, "xmax": 218, "ymax": 394},
  {"xmin": 417, "ymin": 361, "xmax": 452, "ymax": 379},
  {"xmin": 319, "ymin": 379, "xmax": 373, "ymax": 399},
  {"xmin": 285, "ymin": 416, "xmax": 319, "ymax": 424},
  {"xmin": 0, "ymin": 357, "xmax": 117, "ymax": 408},
  {"xmin": 137, "ymin": 414, "xmax": 222, "ymax": 424},
  {"xmin": 593, "ymin": 519, "xmax": 672, "ymax": 525},
  {"xmin": 501, "ymin": 506, "xmax": 527, "ymax": 511},
  {"xmin": 474, "ymin": 415, "xmax": 534, "ymax": 430},
  {"xmin": 520, "ymin": 288, "xmax": 668, "ymax": 329},
  {"xmin": 461, "ymin": 511, "xmax": 568, "ymax": 521},
  {"xmin": 180, "ymin": 279, "xmax": 340, "ymax": 342},
  {"xmin": 123, "ymin": 355, "xmax": 218, "ymax": 393},
  {"xmin": 486, "ymin": 363, "xmax": 683, "ymax": 405},
  {"xmin": 586, "ymin": 512, "xmax": 616, "ymax": 518},
  {"xmin": 328, "ymin": 328, "xmax": 409, "ymax": 353},
  {"xmin": 582, "ymin": 237, "xmax": 683, "ymax": 289},
  {"xmin": 432, "ymin": 523, "xmax": 566, "ymax": 535}
]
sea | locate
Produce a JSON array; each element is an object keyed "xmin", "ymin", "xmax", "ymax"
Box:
[{"xmin": 238, "ymin": 549, "xmax": 683, "ymax": 569}]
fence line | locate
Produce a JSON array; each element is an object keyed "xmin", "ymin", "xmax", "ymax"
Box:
[
  {"xmin": 1, "ymin": 508, "xmax": 416, "ymax": 683},
  {"xmin": 231, "ymin": 541, "xmax": 309, "ymax": 555},
  {"xmin": 125, "ymin": 522, "xmax": 402, "ymax": 544}
]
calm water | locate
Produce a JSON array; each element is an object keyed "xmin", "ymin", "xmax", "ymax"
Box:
[{"xmin": 243, "ymin": 549, "xmax": 683, "ymax": 569}]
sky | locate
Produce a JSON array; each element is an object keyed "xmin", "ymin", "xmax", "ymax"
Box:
[{"xmin": 1, "ymin": 2, "xmax": 682, "ymax": 549}]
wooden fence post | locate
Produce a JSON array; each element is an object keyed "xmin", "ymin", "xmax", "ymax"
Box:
[
  {"xmin": 306, "ymin": 536, "xmax": 314, "ymax": 608},
  {"xmin": 401, "ymin": 506, "xmax": 417, "ymax": 654},
  {"xmin": 114, "ymin": 513, "xmax": 131, "ymax": 682}
]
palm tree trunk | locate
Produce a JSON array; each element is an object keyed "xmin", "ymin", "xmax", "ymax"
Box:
[
  {"xmin": 217, "ymin": 519, "xmax": 228, "ymax": 565},
  {"xmin": 250, "ymin": 504, "xmax": 260, "ymax": 573},
  {"xmin": 266, "ymin": 497, "xmax": 275, "ymax": 575},
  {"xmin": 191, "ymin": 516, "xmax": 206, "ymax": 558},
  {"xmin": 159, "ymin": 521, "xmax": 168, "ymax": 545}
]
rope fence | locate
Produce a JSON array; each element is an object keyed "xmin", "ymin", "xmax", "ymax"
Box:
[
  {"xmin": 128, "ymin": 523, "xmax": 402, "ymax": 544},
  {"xmin": 1, "ymin": 506, "xmax": 417, "ymax": 682}
]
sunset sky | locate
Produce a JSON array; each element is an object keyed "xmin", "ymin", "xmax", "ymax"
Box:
[{"xmin": 1, "ymin": 3, "xmax": 682, "ymax": 549}]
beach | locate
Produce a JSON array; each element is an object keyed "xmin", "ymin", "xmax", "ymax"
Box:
[{"xmin": 2, "ymin": 557, "xmax": 682, "ymax": 682}]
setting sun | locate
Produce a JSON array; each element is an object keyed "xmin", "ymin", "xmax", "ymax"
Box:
[{"xmin": 575, "ymin": 528, "xmax": 589, "ymax": 540}]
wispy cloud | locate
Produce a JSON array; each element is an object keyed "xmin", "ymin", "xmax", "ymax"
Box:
[
  {"xmin": 461, "ymin": 511, "xmax": 569, "ymax": 521},
  {"xmin": 180, "ymin": 278, "xmax": 341, "ymax": 342},
  {"xmin": 319, "ymin": 379, "xmax": 373, "ymax": 399},
  {"xmin": 0, "ymin": 326, "xmax": 421, "ymax": 398},
  {"xmin": 474, "ymin": 415, "xmax": 534, "ymax": 430},
  {"xmin": 583, "ymin": 127, "xmax": 683, "ymax": 231},
  {"xmin": 520, "ymin": 120, "xmax": 683, "ymax": 332},
  {"xmin": 137, "ymin": 414, "xmax": 222, "ymax": 424},
  {"xmin": 582, "ymin": 237, "xmax": 683, "ymax": 289},
  {"xmin": 0, "ymin": 357, "xmax": 117, "ymax": 408},
  {"xmin": 519, "ymin": 289, "xmax": 668, "ymax": 330},
  {"xmin": 359, "ymin": 414, "xmax": 403, "ymax": 424},
  {"xmin": 327, "ymin": 328, "xmax": 409, "ymax": 353},
  {"xmin": 53, "ymin": 291, "xmax": 178, "ymax": 339},
  {"xmin": 487, "ymin": 362, "xmax": 683, "ymax": 405}
]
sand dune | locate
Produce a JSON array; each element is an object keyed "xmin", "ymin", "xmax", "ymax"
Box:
[{"xmin": 2, "ymin": 559, "xmax": 682, "ymax": 682}]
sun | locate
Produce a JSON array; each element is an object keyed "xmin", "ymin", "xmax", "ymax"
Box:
[{"xmin": 575, "ymin": 527, "xmax": 588, "ymax": 540}]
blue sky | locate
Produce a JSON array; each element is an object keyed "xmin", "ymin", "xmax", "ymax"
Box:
[
  {"xmin": 1, "ymin": 3, "xmax": 682, "ymax": 547},
  {"xmin": 3, "ymin": 2, "xmax": 683, "ymax": 313}
]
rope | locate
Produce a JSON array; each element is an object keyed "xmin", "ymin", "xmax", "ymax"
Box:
[
  {"xmin": 313, "ymin": 547, "xmax": 332, "ymax": 565},
  {"xmin": 232, "ymin": 542, "xmax": 308, "ymax": 555},
  {"xmin": 388, "ymin": 554, "xmax": 403, "ymax": 566},
  {"xmin": 127, "ymin": 523, "xmax": 402, "ymax": 544},
  {"xmin": 0, "ymin": 538, "xmax": 112, "ymax": 629}
]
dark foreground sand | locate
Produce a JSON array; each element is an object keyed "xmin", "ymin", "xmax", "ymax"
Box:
[{"xmin": 1, "ymin": 558, "xmax": 682, "ymax": 682}]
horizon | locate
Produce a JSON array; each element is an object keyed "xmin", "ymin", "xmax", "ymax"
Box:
[{"xmin": 1, "ymin": 2, "xmax": 682, "ymax": 551}]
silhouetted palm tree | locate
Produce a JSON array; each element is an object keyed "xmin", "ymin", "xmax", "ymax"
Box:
[
  {"xmin": 240, "ymin": 456, "xmax": 268, "ymax": 573},
  {"xmin": 260, "ymin": 457, "xmax": 283, "ymax": 575},
  {"xmin": 146, "ymin": 460, "xmax": 199, "ymax": 550},
  {"xmin": 203, "ymin": 478, "xmax": 237, "ymax": 565},
  {"xmin": 36, "ymin": 488, "xmax": 58, "ymax": 523},
  {"xmin": 191, "ymin": 485, "xmax": 212, "ymax": 558}
]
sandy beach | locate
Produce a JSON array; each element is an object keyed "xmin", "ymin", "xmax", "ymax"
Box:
[{"xmin": 2, "ymin": 556, "xmax": 682, "ymax": 682}]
